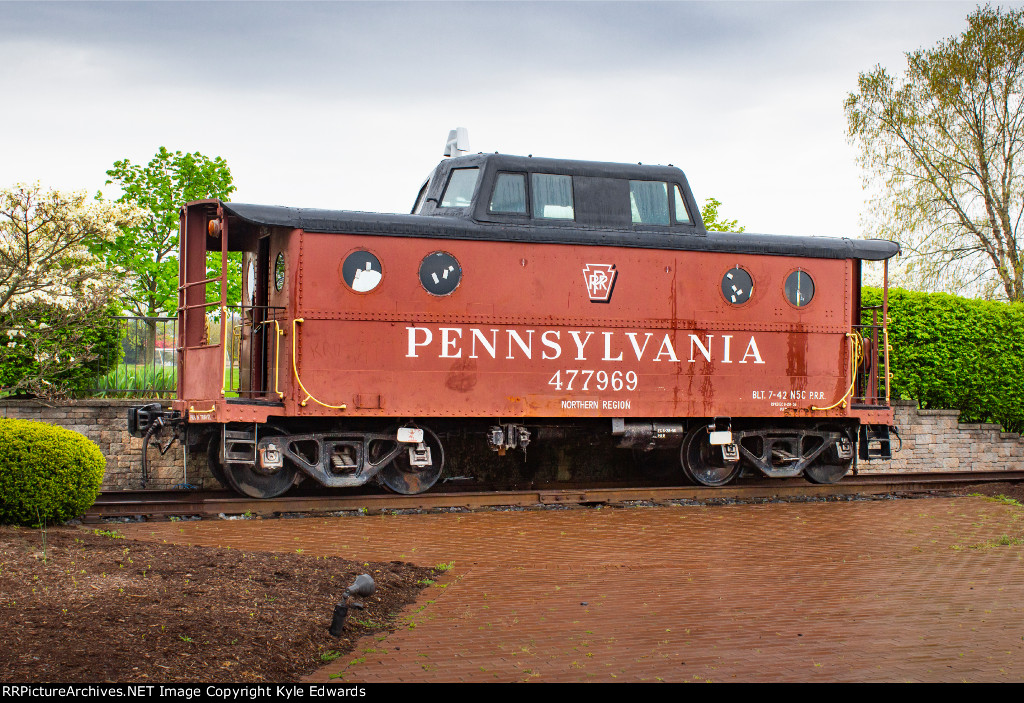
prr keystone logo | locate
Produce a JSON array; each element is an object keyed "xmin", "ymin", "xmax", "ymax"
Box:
[{"xmin": 582, "ymin": 263, "xmax": 617, "ymax": 303}]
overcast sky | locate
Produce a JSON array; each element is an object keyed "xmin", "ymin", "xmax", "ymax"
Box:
[{"xmin": 1, "ymin": 0, "xmax": 1016, "ymax": 238}]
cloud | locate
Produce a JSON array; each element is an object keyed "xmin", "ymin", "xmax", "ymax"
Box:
[
  {"xmin": 0, "ymin": 0, "xmax": 1016, "ymax": 236},
  {"xmin": 2, "ymin": 2, "xmax": 980, "ymax": 96}
]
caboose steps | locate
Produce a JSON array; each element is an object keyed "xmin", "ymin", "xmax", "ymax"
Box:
[
  {"xmin": 222, "ymin": 428, "xmax": 257, "ymax": 465},
  {"xmin": 859, "ymin": 423, "xmax": 895, "ymax": 461}
]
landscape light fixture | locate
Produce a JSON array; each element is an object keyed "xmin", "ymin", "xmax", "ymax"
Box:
[{"xmin": 328, "ymin": 574, "xmax": 376, "ymax": 636}]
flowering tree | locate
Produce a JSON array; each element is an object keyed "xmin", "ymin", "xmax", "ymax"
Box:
[{"xmin": 0, "ymin": 184, "xmax": 139, "ymax": 397}]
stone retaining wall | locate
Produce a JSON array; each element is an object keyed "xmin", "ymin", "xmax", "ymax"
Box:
[
  {"xmin": 857, "ymin": 400, "xmax": 1024, "ymax": 474},
  {"xmin": 1, "ymin": 398, "xmax": 1021, "ymax": 491},
  {"xmin": 0, "ymin": 399, "xmax": 198, "ymax": 490}
]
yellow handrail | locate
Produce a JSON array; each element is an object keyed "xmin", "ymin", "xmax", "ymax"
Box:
[
  {"xmin": 291, "ymin": 318, "xmax": 347, "ymax": 409},
  {"xmin": 272, "ymin": 319, "xmax": 284, "ymax": 399},
  {"xmin": 811, "ymin": 331, "xmax": 863, "ymax": 412}
]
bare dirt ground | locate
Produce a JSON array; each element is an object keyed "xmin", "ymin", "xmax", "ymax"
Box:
[{"xmin": 0, "ymin": 525, "xmax": 438, "ymax": 683}]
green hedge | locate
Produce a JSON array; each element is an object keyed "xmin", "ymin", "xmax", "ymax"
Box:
[
  {"xmin": 863, "ymin": 287, "xmax": 1024, "ymax": 433},
  {"xmin": 0, "ymin": 419, "xmax": 105, "ymax": 526}
]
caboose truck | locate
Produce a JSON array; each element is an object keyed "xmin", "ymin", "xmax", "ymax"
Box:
[{"xmin": 129, "ymin": 134, "xmax": 900, "ymax": 498}]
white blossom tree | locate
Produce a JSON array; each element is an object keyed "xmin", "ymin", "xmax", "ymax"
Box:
[{"xmin": 0, "ymin": 184, "xmax": 140, "ymax": 397}]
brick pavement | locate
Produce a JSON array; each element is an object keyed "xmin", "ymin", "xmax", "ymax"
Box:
[{"xmin": 121, "ymin": 496, "xmax": 1024, "ymax": 682}]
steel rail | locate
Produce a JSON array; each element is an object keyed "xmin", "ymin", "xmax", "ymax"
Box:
[{"xmin": 84, "ymin": 471, "xmax": 1024, "ymax": 521}]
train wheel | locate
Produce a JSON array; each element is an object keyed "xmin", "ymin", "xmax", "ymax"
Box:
[
  {"xmin": 223, "ymin": 461, "xmax": 298, "ymax": 499},
  {"xmin": 210, "ymin": 433, "xmax": 297, "ymax": 499},
  {"xmin": 680, "ymin": 425, "xmax": 741, "ymax": 487},
  {"xmin": 206, "ymin": 434, "xmax": 231, "ymax": 490},
  {"xmin": 378, "ymin": 427, "xmax": 445, "ymax": 495},
  {"xmin": 804, "ymin": 461, "xmax": 852, "ymax": 484},
  {"xmin": 804, "ymin": 426, "xmax": 854, "ymax": 484}
]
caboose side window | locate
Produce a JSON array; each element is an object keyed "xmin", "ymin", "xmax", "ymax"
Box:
[
  {"xmin": 412, "ymin": 178, "xmax": 430, "ymax": 213},
  {"xmin": 274, "ymin": 252, "xmax": 286, "ymax": 291},
  {"xmin": 532, "ymin": 173, "xmax": 574, "ymax": 220},
  {"xmin": 629, "ymin": 180, "xmax": 670, "ymax": 225},
  {"xmin": 784, "ymin": 270, "xmax": 815, "ymax": 307},
  {"xmin": 440, "ymin": 168, "xmax": 480, "ymax": 208},
  {"xmin": 673, "ymin": 184, "xmax": 692, "ymax": 224},
  {"xmin": 489, "ymin": 172, "xmax": 527, "ymax": 214}
]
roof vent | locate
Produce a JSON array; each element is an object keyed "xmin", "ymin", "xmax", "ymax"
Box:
[{"xmin": 444, "ymin": 127, "xmax": 470, "ymax": 157}]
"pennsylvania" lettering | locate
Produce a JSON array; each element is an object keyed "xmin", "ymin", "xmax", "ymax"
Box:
[{"xmin": 405, "ymin": 327, "xmax": 765, "ymax": 364}]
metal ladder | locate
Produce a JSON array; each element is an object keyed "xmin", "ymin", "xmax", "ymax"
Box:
[
  {"xmin": 859, "ymin": 424, "xmax": 893, "ymax": 460},
  {"xmin": 223, "ymin": 425, "xmax": 258, "ymax": 469}
]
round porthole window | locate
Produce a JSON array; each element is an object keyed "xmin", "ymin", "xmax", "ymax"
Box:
[
  {"xmin": 419, "ymin": 251, "xmax": 462, "ymax": 296},
  {"xmin": 341, "ymin": 250, "xmax": 383, "ymax": 293},
  {"xmin": 721, "ymin": 266, "xmax": 753, "ymax": 305},
  {"xmin": 274, "ymin": 252, "xmax": 285, "ymax": 291},
  {"xmin": 784, "ymin": 270, "xmax": 814, "ymax": 307}
]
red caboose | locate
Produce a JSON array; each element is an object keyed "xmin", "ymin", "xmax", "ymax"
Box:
[{"xmin": 131, "ymin": 151, "xmax": 899, "ymax": 497}]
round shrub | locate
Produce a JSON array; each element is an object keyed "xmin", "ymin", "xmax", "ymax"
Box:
[{"xmin": 0, "ymin": 419, "xmax": 105, "ymax": 526}]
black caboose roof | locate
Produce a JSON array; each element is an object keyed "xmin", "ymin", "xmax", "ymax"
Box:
[{"xmin": 220, "ymin": 153, "xmax": 900, "ymax": 262}]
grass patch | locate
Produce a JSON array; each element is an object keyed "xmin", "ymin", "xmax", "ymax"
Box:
[
  {"xmin": 972, "ymin": 493, "xmax": 1024, "ymax": 508},
  {"xmin": 91, "ymin": 364, "xmax": 177, "ymax": 398},
  {"xmin": 951, "ymin": 534, "xmax": 1024, "ymax": 550}
]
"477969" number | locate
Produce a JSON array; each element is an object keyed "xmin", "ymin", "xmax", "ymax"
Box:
[{"xmin": 548, "ymin": 369, "xmax": 638, "ymax": 391}]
